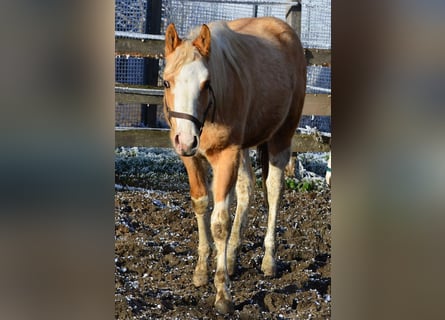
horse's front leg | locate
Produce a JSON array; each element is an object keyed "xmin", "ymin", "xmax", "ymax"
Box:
[
  {"xmin": 207, "ymin": 146, "xmax": 240, "ymax": 315},
  {"xmin": 181, "ymin": 156, "xmax": 211, "ymax": 287}
]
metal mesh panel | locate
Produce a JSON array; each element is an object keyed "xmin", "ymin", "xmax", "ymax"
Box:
[
  {"xmin": 115, "ymin": 0, "xmax": 147, "ymax": 86},
  {"xmin": 301, "ymin": 0, "xmax": 331, "ymax": 49},
  {"xmin": 115, "ymin": 0, "xmax": 149, "ymax": 128},
  {"xmin": 301, "ymin": 0, "xmax": 331, "ymax": 133},
  {"xmin": 299, "ymin": 115, "xmax": 331, "ymax": 133},
  {"xmin": 306, "ymin": 65, "xmax": 331, "ymax": 94},
  {"xmin": 115, "ymin": 0, "xmax": 148, "ymax": 32},
  {"xmin": 161, "ymin": 0, "xmax": 331, "ymax": 49},
  {"xmin": 116, "ymin": 103, "xmax": 145, "ymax": 127},
  {"xmin": 161, "ymin": 1, "xmax": 288, "ymax": 36},
  {"xmin": 305, "ymin": 65, "xmax": 331, "ymax": 131},
  {"xmin": 115, "ymin": 56, "xmax": 145, "ymax": 85}
]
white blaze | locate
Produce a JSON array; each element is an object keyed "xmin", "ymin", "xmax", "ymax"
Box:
[{"xmin": 173, "ymin": 59, "xmax": 209, "ymax": 135}]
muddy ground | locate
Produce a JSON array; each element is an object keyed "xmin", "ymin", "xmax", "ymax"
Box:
[{"xmin": 115, "ymin": 183, "xmax": 331, "ymax": 319}]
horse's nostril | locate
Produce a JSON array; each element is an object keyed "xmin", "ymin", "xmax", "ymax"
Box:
[
  {"xmin": 175, "ymin": 134, "xmax": 180, "ymax": 146},
  {"xmin": 192, "ymin": 136, "xmax": 199, "ymax": 149}
]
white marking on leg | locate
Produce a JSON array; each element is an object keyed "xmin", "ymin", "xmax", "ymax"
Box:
[
  {"xmin": 211, "ymin": 196, "xmax": 233, "ymax": 313},
  {"xmin": 192, "ymin": 195, "xmax": 211, "ymax": 287},
  {"xmin": 262, "ymin": 160, "xmax": 285, "ymax": 276}
]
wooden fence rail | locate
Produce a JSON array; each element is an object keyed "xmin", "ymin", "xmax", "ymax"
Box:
[
  {"xmin": 115, "ymin": 128, "xmax": 331, "ymax": 153},
  {"xmin": 115, "ymin": 35, "xmax": 331, "ymax": 66},
  {"xmin": 115, "ymin": 84, "xmax": 331, "ymax": 116}
]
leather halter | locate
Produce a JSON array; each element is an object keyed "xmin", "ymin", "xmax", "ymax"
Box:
[{"xmin": 165, "ymin": 84, "xmax": 216, "ymax": 136}]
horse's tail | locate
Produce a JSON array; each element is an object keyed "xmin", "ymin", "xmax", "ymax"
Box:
[{"xmin": 257, "ymin": 143, "xmax": 269, "ymax": 207}]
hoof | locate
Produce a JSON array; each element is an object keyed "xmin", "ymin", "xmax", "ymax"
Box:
[
  {"xmin": 215, "ymin": 298, "xmax": 234, "ymax": 315},
  {"xmin": 261, "ymin": 258, "xmax": 277, "ymax": 277},
  {"xmin": 193, "ymin": 271, "xmax": 208, "ymax": 287}
]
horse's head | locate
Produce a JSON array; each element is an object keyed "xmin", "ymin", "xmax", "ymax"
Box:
[{"xmin": 163, "ymin": 23, "xmax": 214, "ymax": 157}]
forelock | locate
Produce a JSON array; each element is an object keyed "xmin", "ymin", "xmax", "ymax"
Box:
[{"xmin": 164, "ymin": 41, "xmax": 201, "ymax": 76}]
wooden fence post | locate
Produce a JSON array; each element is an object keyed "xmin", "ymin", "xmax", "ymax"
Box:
[
  {"xmin": 143, "ymin": 0, "xmax": 162, "ymax": 127},
  {"xmin": 252, "ymin": 5, "xmax": 258, "ymax": 18},
  {"xmin": 286, "ymin": 1, "xmax": 302, "ymax": 37},
  {"xmin": 286, "ymin": 1, "xmax": 302, "ymax": 177}
]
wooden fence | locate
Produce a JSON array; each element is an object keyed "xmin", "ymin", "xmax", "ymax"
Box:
[{"xmin": 115, "ymin": 4, "xmax": 331, "ymax": 152}]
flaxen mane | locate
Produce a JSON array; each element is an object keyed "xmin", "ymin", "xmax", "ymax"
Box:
[{"xmin": 188, "ymin": 21, "xmax": 254, "ymax": 115}]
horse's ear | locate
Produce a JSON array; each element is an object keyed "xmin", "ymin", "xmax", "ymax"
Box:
[
  {"xmin": 192, "ymin": 24, "xmax": 211, "ymax": 57},
  {"xmin": 165, "ymin": 23, "xmax": 182, "ymax": 56}
]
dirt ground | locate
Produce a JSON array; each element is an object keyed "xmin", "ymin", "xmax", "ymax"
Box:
[{"xmin": 115, "ymin": 183, "xmax": 331, "ymax": 319}]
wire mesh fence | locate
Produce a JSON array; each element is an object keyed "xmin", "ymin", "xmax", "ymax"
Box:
[
  {"xmin": 300, "ymin": 0, "xmax": 331, "ymax": 49},
  {"xmin": 115, "ymin": 103, "xmax": 145, "ymax": 127},
  {"xmin": 160, "ymin": 1, "xmax": 289, "ymax": 36},
  {"xmin": 115, "ymin": 0, "xmax": 331, "ymax": 130},
  {"xmin": 115, "ymin": 0, "xmax": 148, "ymax": 32}
]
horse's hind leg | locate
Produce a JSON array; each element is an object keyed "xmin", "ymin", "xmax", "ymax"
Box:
[
  {"xmin": 227, "ymin": 149, "xmax": 253, "ymax": 276},
  {"xmin": 181, "ymin": 156, "xmax": 211, "ymax": 287},
  {"xmin": 261, "ymin": 146, "xmax": 290, "ymax": 277}
]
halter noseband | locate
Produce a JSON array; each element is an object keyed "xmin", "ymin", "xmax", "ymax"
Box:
[{"xmin": 165, "ymin": 84, "xmax": 216, "ymax": 136}]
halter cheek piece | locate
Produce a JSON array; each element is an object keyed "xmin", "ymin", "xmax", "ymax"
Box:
[{"xmin": 165, "ymin": 84, "xmax": 216, "ymax": 136}]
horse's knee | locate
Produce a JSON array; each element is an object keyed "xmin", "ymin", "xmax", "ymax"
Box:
[
  {"xmin": 192, "ymin": 195, "xmax": 208, "ymax": 215},
  {"xmin": 211, "ymin": 205, "xmax": 230, "ymax": 241},
  {"xmin": 211, "ymin": 222, "xmax": 229, "ymax": 241}
]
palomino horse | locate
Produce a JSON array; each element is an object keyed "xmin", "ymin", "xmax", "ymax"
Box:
[{"xmin": 163, "ymin": 17, "xmax": 306, "ymax": 314}]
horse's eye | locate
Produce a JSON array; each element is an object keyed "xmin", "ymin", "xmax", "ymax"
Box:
[
  {"xmin": 163, "ymin": 80, "xmax": 170, "ymax": 89},
  {"xmin": 203, "ymin": 80, "xmax": 210, "ymax": 89}
]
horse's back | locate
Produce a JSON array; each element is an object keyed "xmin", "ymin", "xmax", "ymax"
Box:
[
  {"xmin": 227, "ymin": 17, "xmax": 304, "ymax": 59},
  {"xmin": 226, "ymin": 16, "xmax": 306, "ymax": 104}
]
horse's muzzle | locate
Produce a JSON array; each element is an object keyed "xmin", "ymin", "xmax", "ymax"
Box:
[{"xmin": 174, "ymin": 132, "xmax": 199, "ymax": 156}]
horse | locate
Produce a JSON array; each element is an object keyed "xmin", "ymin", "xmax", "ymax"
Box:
[{"xmin": 162, "ymin": 16, "xmax": 306, "ymax": 314}]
